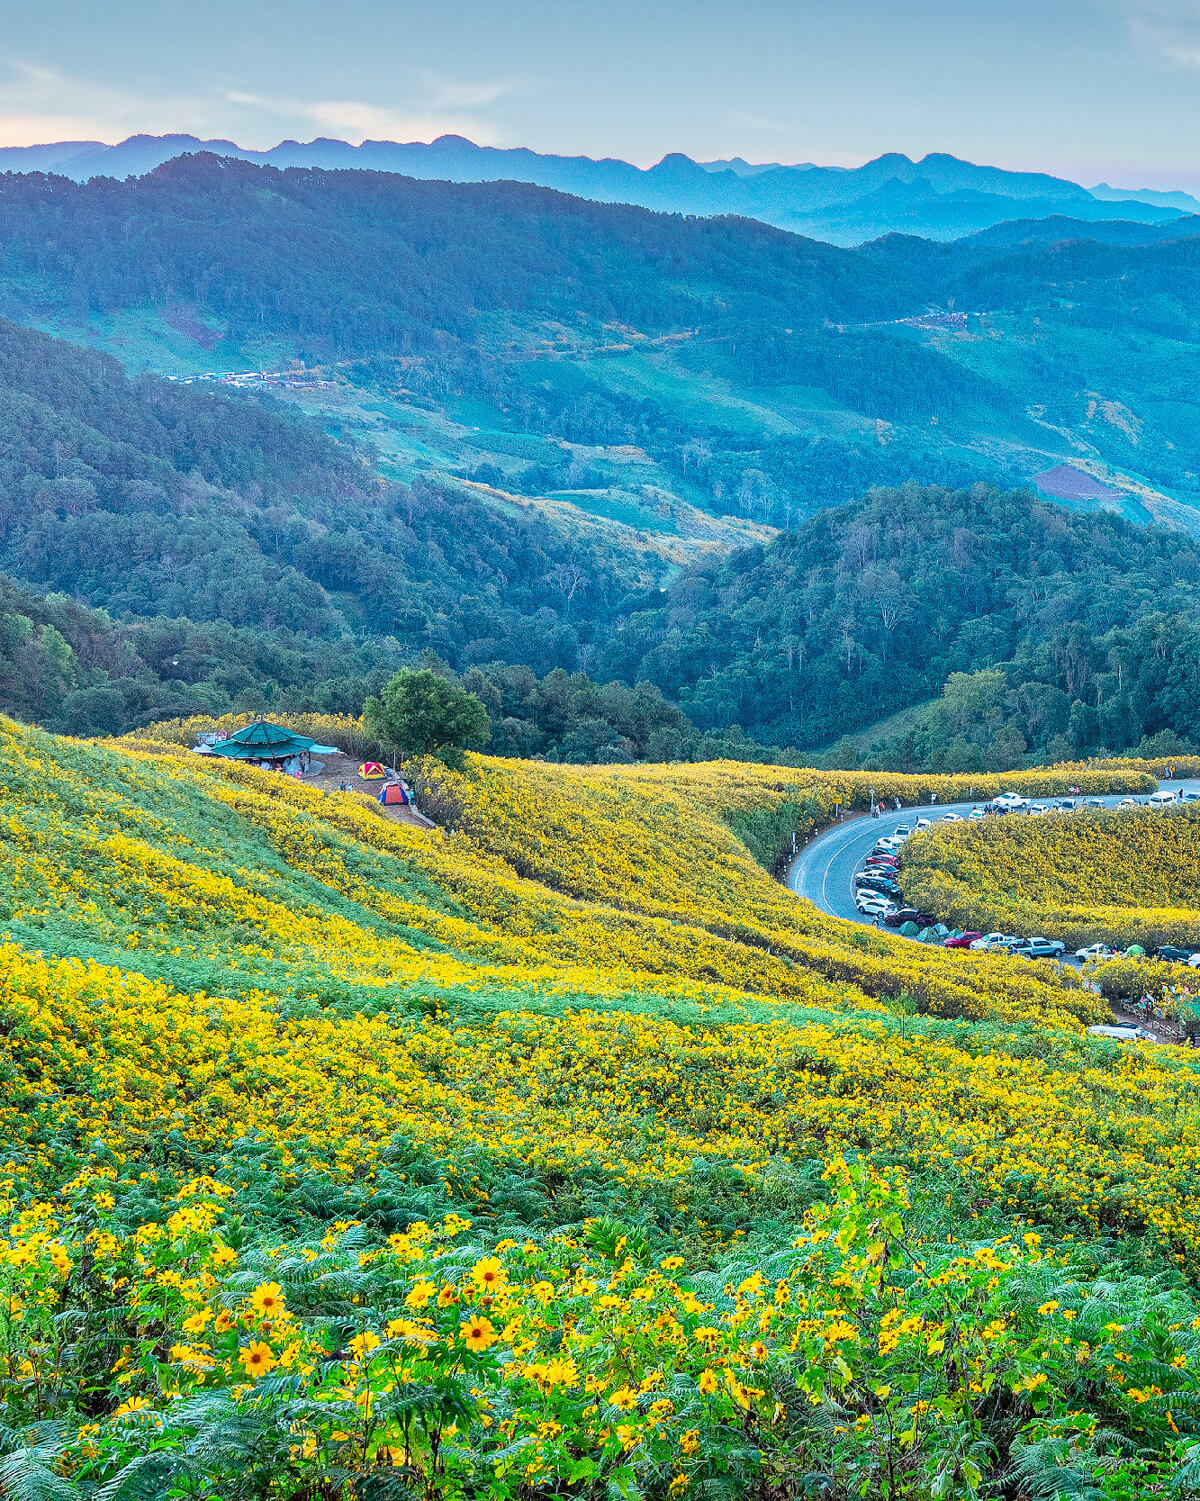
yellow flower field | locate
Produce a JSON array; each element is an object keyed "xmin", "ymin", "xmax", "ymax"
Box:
[
  {"xmin": 901, "ymin": 801, "xmax": 1200, "ymax": 951},
  {"xmin": 3, "ymin": 714, "xmax": 1199, "ymax": 1496}
]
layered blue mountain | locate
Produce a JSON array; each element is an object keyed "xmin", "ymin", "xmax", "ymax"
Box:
[{"xmin": 0, "ymin": 133, "xmax": 1193, "ymax": 245}]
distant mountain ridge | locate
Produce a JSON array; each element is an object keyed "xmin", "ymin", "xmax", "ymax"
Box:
[{"xmin": 1, "ymin": 132, "xmax": 1195, "ymax": 245}]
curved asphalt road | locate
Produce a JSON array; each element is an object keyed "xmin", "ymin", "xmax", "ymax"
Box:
[{"xmin": 787, "ymin": 780, "xmax": 1200, "ymax": 930}]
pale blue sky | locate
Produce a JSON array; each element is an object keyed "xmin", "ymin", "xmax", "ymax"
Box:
[{"xmin": 3, "ymin": 0, "xmax": 1200, "ymax": 189}]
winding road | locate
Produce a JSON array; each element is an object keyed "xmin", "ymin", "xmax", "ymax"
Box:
[{"xmin": 787, "ymin": 779, "xmax": 1200, "ymax": 928}]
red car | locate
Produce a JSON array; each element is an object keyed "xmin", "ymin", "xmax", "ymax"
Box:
[{"xmin": 942, "ymin": 931, "xmax": 983, "ymax": 948}]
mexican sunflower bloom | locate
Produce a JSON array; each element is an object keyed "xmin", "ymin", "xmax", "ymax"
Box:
[
  {"xmin": 470, "ymin": 1256, "xmax": 507, "ymax": 1293},
  {"xmin": 697, "ymin": 1370, "xmax": 719, "ymax": 1395},
  {"xmin": 249, "ymin": 1281, "xmax": 285, "ymax": 1318},
  {"xmin": 239, "ymin": 1341, "xmax": 278, "ymax": 1378},
  {"xmin": 461, "ymin": 1316, "xmax": 497, "ymax": 1352}
]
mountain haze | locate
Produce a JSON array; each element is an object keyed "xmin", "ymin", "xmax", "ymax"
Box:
[{"xmin": 1, "ymin": 132, "xmax": 1193, "ymax": 245}]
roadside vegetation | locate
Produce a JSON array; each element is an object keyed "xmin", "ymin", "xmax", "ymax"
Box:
[{"xmin": 901, "ymin": 802, "xmax": 1200, "ymax": 952}]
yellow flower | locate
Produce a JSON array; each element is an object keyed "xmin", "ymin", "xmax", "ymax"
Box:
[
  {"xmin": 248, "ymin": 1281, "xmax": 285, "ymax": 1319},
  {"xmin": 697, "ymin": 1370, "xmax": 718, "ymax": 1395},
  {"xmin": 610, "ymin": 1386, "xmax": 639, "ymax": 1411},
  {"xmin": 542, "ymin": 1356, "xmax": 578, "ymax": 1388},
  {"xmin": 239, "ymin": 1341, "xmax": 277, "ymax": 1379},
  {"xmin": 461, "ymin": 1316, "xmax": 497, "ymax": 1353},
  {"xmin": 470, "ymin": 1256, "xmax": 507, "ymax": 1293},
  {"xmin": 349, "ymin": 1331, "xmax": 381, "ymax": 1361},
  {"xmin": 114, "ymin": 1396, "xmax": 152, "ymax": 1419}
]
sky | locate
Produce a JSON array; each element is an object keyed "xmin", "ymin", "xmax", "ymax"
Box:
[{"xmin": 2, "ymin": 0, "xmax": 1200, "ymax": 190}]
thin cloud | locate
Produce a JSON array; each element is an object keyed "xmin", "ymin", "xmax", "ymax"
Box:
[
  {"xmin": 0, "ymin": 62, "xmax": 514, "ymax": 151},
  {"xmin": 224, "ymin": 75, "xmax": 515, "ymax": 146},
  {"xmin": 1111, "ymin": 0, "xmax": 1200, "ymax": 66},
  {"xmin": 0, "ymin": 63, "xmax": 144, "ymax": 145}
]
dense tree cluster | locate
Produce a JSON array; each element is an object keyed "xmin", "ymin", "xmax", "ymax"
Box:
[
  {"xmin": 0, "ymin": 318, "xmax": 629, "ymax": 696},
  {"xmin": 0, "ymin": 154, "xmax": 909, "ymax": 361},
  {"xmin": 599, "ymin": 483, "xmax": 1200, "ymax": 766}
]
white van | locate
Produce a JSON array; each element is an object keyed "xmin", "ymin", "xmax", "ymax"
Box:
[{"xmin": 1148, "ymin": 790, "xmax": 1177, "ymax": 808}]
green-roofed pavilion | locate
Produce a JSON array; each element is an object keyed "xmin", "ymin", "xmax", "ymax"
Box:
[{"xmin": 205, "ymin": 720, "xmax": 316, "ymax": 760}]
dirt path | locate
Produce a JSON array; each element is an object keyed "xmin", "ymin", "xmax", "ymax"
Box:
[{"xmin": 305, "ymin": 752, "xmax": 437, "ymax": 831}]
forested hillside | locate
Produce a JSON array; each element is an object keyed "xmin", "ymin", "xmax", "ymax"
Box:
[
  {"xmin": 1, "ymin": 154, "xmax": 1198, "ymax": 536},
  {"xmin": 2, "ymin": 162, "xmax": 1200, "ymax": 764},
  {"xmin": 0, "ymin": 317, "xmax": 640, "ymax": 725},
  {"xmin": 601, "ymin": 483, "xmax": 1200, "ymax": 762}
]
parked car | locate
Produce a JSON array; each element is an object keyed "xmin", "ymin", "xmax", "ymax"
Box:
[
  {"xmin": 914, "ymin": 817, "xmax": 932, "ymax": 830},
  {"xmin": 883, "ymin": 908, "xmax": 919, "ymax": 927},
  {"xmin": 1085, "ymin": 798, "xmax": 1105, "ymax": 809},
  {"xmin": 893, "ymin": 824, "xmax": 911, "ymax": 838},
  {"xmin": 1058, "ymin": 799, "xmax": 1076, "ymax": 811},
  {"xmin": 1148, "ymin": 790, "xmax": 1176, "ymax": 808},
  {"xmin": 1182, "ymin": 789, "xmax": 1199, "ymax": 803},
  {"xmin": 970, "ymin": 932, "xmax": 1019, "ymax": 951},
  {"xmin": 1011, "ymin": 936, "xmax": 1067, "ymax": 959},
  {"xmin": 856, "ymin": 895, "xmax": 895, "ymax": 917},
  {"xmin": 942, "ymin": 931, "xmax": 983, "ymax": 947},
  {"xmin": 1156, "ymin": 945, "xmax": 1194, "ymax": 963},
  {"xmin": 1028, "ymin": 803, "xmax": 1048, "ymax": 815},
  {"xmin": 874, "ymin": 837, "xmax": 903, "ymax": 852},
  {"xmin": 1188, "ymin": 952, "xmax": 1200, "ymax": 969},
  {"xmin": 1116, "ymin": 797, "xmax": 1139, "ymax": 809},
  {"xmin": 992, "ymin": 792, "xmax": 1027, "ymax": 809},
  {"xmin": 1075, "ymin": 942, "xmax": 1116, "ymax": 963},
  {"xmin": 940, "ymin": 812, "xmax": 963, "ymax": 822},
  {"xmin": 855, "ymin": 876, "xmax": 899, "ymax": 896},
  {"xmin": 1087, "ymin": 1024, "xmax": 1157, "ymax": 1043},
  {"xmin": 968, "ymin": 807, "xmax": 986, "ymax": 821}
]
